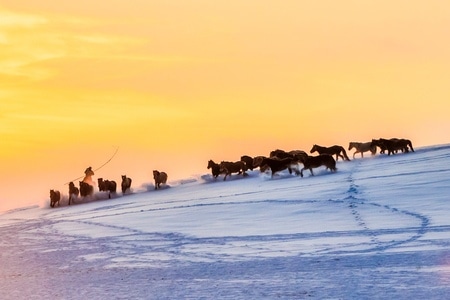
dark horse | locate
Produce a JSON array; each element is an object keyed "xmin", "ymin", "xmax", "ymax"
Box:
[
  {"xmin": 68, "ymin": 182, "xmax": 79, "ymax": 205},
  {"xmin": 240, "ymin": 155, "xmax": 254, "ymax": 171},
  {"xmin": 207, "ymin": 160, "xmax": 223, "ymax": 179},
  {"xmin": 153, "ymin": 170, "xmax": 168, "ymax": 190},
  {"xmin": 300, "ymin": 154, "xmax": 337, "ymax": 177},
  {"xmin": 98, "ymin": 178, "xmax": 117, "ymax": 198},
  {"xmin": 121, "ymin": 175, "xmax": 132, "ymax": 194},
  {"xmin": 219, "ymin": 161, "xmax": 247, "ymax": 181},
  {"xmin": 49, "ymin": 189, "xmax": 61, "ymax": 208},
  {"xmin": 79, "ymin": 181, "xmax": 94, "ymax": 197},
  {"xmin": 259, "ymin": 157, "xmax": 299, "ymax": 178},
  {"xmin": 371, "ymin": 138, "xmax": 414, "ymax": 155},
  {"xmin": 310, "ymin": 144, "xmax": 350, "ymax": 161},
  {"xmin": 269, "ymin": 149, "xmax": 308, "ymax": 162}
]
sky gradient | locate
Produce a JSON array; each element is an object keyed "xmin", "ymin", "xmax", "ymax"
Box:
[{"xmin": 1, "ymin": 1, "xmax": 450, "ymax": 210}]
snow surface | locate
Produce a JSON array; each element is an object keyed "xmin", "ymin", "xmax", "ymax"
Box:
[{"xmin": 1, "ymin": 144, "xmax": 450, "ymax": 299}]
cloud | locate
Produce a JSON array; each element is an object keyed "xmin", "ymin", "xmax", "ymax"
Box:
[{"xmin": 0, "ymin": 8, "xmax": 47, "ymax": 27}]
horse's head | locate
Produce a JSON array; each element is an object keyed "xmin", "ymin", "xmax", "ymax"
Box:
[
  {"xmin": 348, "ymin": 142, "xmax": 354, "ymax": 151},
  {"xmin": 153, "ymin": 170, "xmax": 160, "ymax": 178},
  {"xmin": 207, "ymin": 160, "xmax": 214, "ymax": 169},
  {"xmin": 310, "ymin": 144, "xmax": 317, "ymax": 153}
]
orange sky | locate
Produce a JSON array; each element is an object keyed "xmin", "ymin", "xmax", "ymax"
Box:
[{"xmin": 1, "ymin": 1, "xmax": 450, "ymax": 210}]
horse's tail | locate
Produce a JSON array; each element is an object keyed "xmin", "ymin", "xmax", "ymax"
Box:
[
  {"xmin": 408, "ymin": 140, "xmax": 415, "ymax": 152},
  {"xmin": 370, "ymin": 145, "xmax": 377, "ymax": 155},
  {"xmin": 341, "ymin": 147, "xmax": 351, "ymax": 161}
]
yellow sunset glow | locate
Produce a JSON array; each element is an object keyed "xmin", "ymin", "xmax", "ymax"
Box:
[{"xmin": 1, "ymin": 1, "xmax": 450, "ymax": 210}]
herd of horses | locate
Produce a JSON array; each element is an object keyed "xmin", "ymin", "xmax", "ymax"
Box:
[
  {"xmin": 49, "ymin": 167, "xmax": 167, "ymax": 208},
  {"xmin": 49, "ymin": 137, "xmax": 413, "ymax": 208},
  {"xmin": 207, "ymin": 137, "xmax": 414, "ymax": 181}
]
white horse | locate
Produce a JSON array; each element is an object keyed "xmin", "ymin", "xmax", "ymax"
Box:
[{"xmin": 348, "ymin": 142, "xmax": 377, "ymax": 158}]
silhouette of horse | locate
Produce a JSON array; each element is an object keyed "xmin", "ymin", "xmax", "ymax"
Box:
[
  {"xmin": 121, "ymin": 175, "xmax": 132, "ymax": 194},
  {"xmin": 269, "ymin": 149, "xmax": 307, "ymax": 164},
  {"xmin": 79, "ymin": 181, "xmax": 94, "ymax": 197},
  {"xmin": 371, "ymin": 138, "xmax": 414, "ymax": 155},
  {"xmin": 68, "ymin": 182, "xmax": 79, "ymax": 205},
  {"xmin": 219, "ymin": 161, "xmax": 247, "ymax": 181},
  {"xmin": 300, "ymin": 154, "xmax": 337, "ymax": 177},
  {"xmin": 348, "ymin": 142, "xmax": 377, "ymax": 158},
  {"xmin": 289, "ymin": 150, "xmax": 308, "ymax": 162},
  {"xmin": 207, "ymin": 160, "xmax": 223, "ymax": 179},
  {"xmin": 269, "ymin": 149, "xmax": 293, "ymax": 159},
  {"xmin": 49, "ymin": 189, "xmax": 61, "ymax": 208},
  {"xmin": 153, "ymin": 170, "xmax": 168, "ymax": 190},
  {"xmin": 310, "ymin": 144, "xmax": 350, "ymax": 161},
  {"xmin": 370, "ymin": 139, "xmax": 389, "ymax": 154},
  {"xmin": 259, "ymin": 157, "xmax": 299, "ymax": 178},
  {"xmin": 98, "ymin": 178, "xmax": 117, "ymax": 198},
  {"xmin": 240, "ymin": 155, "xmax": 254, "ymax": 171},
  {"xmin": 252, "ymin": 156, "xmax": 267, "ymax": 169}
]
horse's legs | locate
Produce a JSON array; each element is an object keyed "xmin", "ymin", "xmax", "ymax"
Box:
[{"xmin": 309, "ymin": 168, "xmax": 314, "ymax": 176}]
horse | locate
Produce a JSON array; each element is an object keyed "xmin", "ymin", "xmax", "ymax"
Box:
[
  {"xmin": 269, "ymin": 149, "xmax": 293, "ymax": 160},
  {"xmin": 269, "ymin": 149, "xmax": 308, "ymax": 163},
  {"xmin": 348, "ymin": 142, "xmax": 377, "ymax": 158},
  {"xmin": 79, "ymin": 181, "xmax": 94, "ymax": 197},
  {"xmin": 259, "ymin": 157, "xmax": 299, "ymax": 178},
  {"xmin": 252, "ymin": 156, "xmax": 267, "ymax": 169},
  {"xmin": 121, "ymin": 175, "xmax": 132, "ymax": 194},
  {"xmin": 153, "ymin": 170, "xmax": 168, "ymax": 190},
  {"xmin": 207, "ymin": 160, "xmax": 223, "ymax": 179},
  {"xmin": 68, "ymin": 182, "xmax": 79, "ymax": 205},
  {"xmin": 219, "ymin": 161, "xmax": 247, "ymax": 181},
  {"xmin": 240, "ymin": 155, "xmax": 254, "ymax": 171},
  {"xmin": 310, "ymin": 144, "xmax": 350, "ymax": 161},
  {"xmin": 98, "ymin": 178, "xmax": 117, "ymax": 198},
  {"xmin": 300, "ymin": 154, "xmax": 337, "ymax": 177},
  {"xmin": 288, "ymin": 150, "xmax": 308, "ymax": 162},
  {"xmin": 370, "ymin": 139, "xmax": 389, "ymax": 154},
  {"xmin": 371, "ymin": 138, "xmax": 414, "ymax": 155},
  {"xmin": 49, "ymin": 189, "xmax": 61, "ymax": 208}
]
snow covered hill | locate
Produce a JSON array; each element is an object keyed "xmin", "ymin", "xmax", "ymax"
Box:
[{"xmin": 1, "ymin": 144, "xmax": 450, "ymax": 299}]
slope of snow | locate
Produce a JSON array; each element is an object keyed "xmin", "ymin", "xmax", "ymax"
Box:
[{"xmin": 1, "ymin": 144, "xmax": 449, "ymax": 299}]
